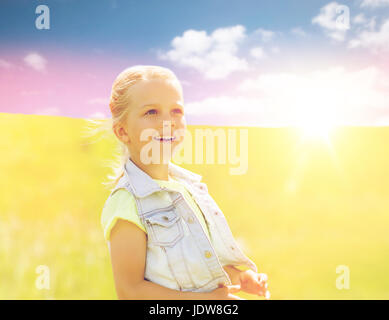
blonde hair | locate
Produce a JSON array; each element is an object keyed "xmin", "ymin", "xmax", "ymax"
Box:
[{"xmin": 82, "ymin": 65, "xmax": 183, "ymax": 191}]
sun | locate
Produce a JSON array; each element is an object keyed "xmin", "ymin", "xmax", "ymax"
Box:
[
  {"xmin": 294, "ymin": 109, "xmax": 337, "ymax": 142},
  {"xmin": 298, "ymin": 119, "xmax": 335, "ymax": 140}
]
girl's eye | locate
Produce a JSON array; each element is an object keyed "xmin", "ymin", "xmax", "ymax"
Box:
[
  {"xmin": 172, "ymin": 108, "xmax": 183, "ymax": 114},
  {"xmin": 145, "ymin": 109, "xmax": 157, "ymax": 115}
]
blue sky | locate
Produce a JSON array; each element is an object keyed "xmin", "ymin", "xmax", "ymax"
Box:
[
  {"xmin": 1, "ymin": 0, "xmax": 331, "ymax": 47},
  {"xmin": 3, "ymin": 0, "xmax": 386, "ymax": 56},
  {"xmin": 1, "ymin": 0, "xmax": 389, "ymax": 126}
]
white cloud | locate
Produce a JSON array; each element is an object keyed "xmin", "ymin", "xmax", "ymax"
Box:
[
  {"xmin": 0, "ymin": 59, "xmax": 12, "ymax": 69},
  {"xmin": 353, "ymin": 13, "xmax": 367, "ymax": 25},
  {"xmin": 250, "ymin": 47, "xmax": 266, "ymax": 59},
  {"xmin": 20, "ymin": 90, "xmax": 40, "ymax": 96},
  {"xmin": 348, "ymin": 19, "xmax": 389, "ymax": 52},
  {"xmin": 254, "ymin": 28, "xmax": 276, "ymax": 42},
  {"xmin": 312, "ymin": 2, "xmax": 350, "ymax": 42},
  {"xmin": 158, "ymin": 25, "xmax": 248, "ymax": 80},
  {"xmin": 290, "ymin": 27, "xmax": 308, "ymax": 37},
  {"xmin": 23, "ymin": 52, "xmax": 47, "ymax": 72},
  {"xmin": 186, "ymin": 66, "xmax": 389, "ymax": 126},
  {"xmin": 34, "ymin": 107, "xmax": 59, "ymax": 116},
  {"xmin": 375, "ymin": 116, "xmax": 389, "ymax": 126},
  {"xmin": 186, "ymin": 95, "xmax": 264, "ymax": 116},
  {"xmin": 88, "ymin": 111, "xmax": 106, "ymax": 119},
  {"xmin": 365, "ymin": 16, "xmax": 377, "ymax": 30},
  {"xmin": 180, "ymin": 80, "xmax": 191, "ymax": 87},
  {"xmin": 360, "ymin": 0, "xmax": 389, "ymax": 7},
  {"xmin": 87, "ymin": 97, "xmax": 109, "ymax": 105},
  {"xmin": 185, "ymin": 95, "xmax": 281, "ymax": 126},
  {"xmin": 352, "ymin": 14, "xmax": 376, "ymax": 31}
]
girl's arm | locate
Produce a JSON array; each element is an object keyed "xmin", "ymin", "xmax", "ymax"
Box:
[
  {"xmin": 223, "ymin": 265, "xmax": 243, "ymax": 286},
  {"xmin": 109, "ymin": 219, "xmax": 241, "ymax": 300},
  {"xmin": 224, "ymin": 264, "xmax": 270, "ymax": 299}
]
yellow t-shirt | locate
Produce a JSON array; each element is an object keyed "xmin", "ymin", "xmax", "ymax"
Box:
[{"xmin": 101, "ymin": 177, "xmax": 211, "ymax": 242}]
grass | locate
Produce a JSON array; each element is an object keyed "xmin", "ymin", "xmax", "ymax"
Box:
[{"xmin": 1, "ymin": 112, "xmax": 388, "ymax": 299}]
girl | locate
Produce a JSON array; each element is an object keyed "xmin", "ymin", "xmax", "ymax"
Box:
[{"xmin": 97, "ymin": 65, "xmax": 269, "ymax": 300}]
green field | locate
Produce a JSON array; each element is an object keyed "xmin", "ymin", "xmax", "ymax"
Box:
[{"xmin": 1, "ymin": 112, "xmax": 388, "ymax": 299}]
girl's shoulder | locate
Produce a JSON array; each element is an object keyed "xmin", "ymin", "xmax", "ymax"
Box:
[
  {"xmin": 103, "ymin": 187, "xmax": 134, "ymax": 212},
  {"xmin": 101, "ymin": 188, "xmax": 146, "ymax": 241}
]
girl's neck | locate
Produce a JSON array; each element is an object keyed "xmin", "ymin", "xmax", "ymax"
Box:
[{"xmin": 129, "ymin": 156, "xmax": 170, "ymax": 181}]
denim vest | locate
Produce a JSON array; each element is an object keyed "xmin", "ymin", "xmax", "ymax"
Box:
[{"xmin": 105, "ymin": 158, "xmax": 258, "ymax": 292}]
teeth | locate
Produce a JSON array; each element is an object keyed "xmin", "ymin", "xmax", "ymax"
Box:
[{"xmin": 153, "ymin": 136, "xmax": 176, "ymax": 142}]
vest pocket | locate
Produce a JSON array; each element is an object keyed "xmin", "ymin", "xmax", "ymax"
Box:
[{"xmin": 144, "ymin": 210, "xmax": 184, "ymax": 247}]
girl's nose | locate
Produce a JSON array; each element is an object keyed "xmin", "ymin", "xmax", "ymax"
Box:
[{"xmin": 162, "ymin": 119, "xmax": 175, "ymax": 129}]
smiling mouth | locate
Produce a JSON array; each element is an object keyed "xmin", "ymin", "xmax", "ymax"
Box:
[{"xmin": 153, "ymin": 135, "xmax": 177, "ymax": 142}]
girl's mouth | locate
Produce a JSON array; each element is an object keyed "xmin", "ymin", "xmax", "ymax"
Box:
[{"xmin": 153, "ymin": 135, "xmax": 177, "ymax": 142}]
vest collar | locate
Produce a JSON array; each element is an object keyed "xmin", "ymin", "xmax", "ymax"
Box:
[{"xmin": 123, "ymin": 157, "xmax": 202, "ymax": 198}]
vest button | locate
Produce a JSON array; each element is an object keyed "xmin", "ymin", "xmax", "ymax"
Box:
[
  {"xmin": 187, "ymin": 216, "xmax": 194, "ymax": 224},
  {"xmin": 214, "ymin": 211, "xmax": 218, "ymax": 215},
  {"xmin": 204, "ymin": 250, "xmax": 212, "ymax": 258}
]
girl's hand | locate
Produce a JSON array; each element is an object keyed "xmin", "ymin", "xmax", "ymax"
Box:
[
  {"xmin": 239, "ymin": 270, "xmax": 270, "ymax": 299},
  {"xmin": 208, "ymin": 284, "xmax": 245, "ymax": 300}
]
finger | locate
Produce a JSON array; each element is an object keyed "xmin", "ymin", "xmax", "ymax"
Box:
[
  {"xmin": 254, "ymin": 282, "xmax": 264, "ymax": 292},
  {"xmin": 258, "ymin": 273, "xmax": 268, "ymax": 284},
  {"xmin": 227, "ymin": 284, "xmax": 241, "ymax": 293}
]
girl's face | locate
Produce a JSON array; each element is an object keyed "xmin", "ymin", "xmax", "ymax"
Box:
[{"xmin": 119, "ymin": 78, "xmax": 186, "ymax": 164}]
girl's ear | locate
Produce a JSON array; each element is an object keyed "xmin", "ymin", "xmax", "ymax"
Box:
[
  {"xmin": 120, "ymin": 127, "xmax": 131, "ymax": 143},
  {"xmin": 114, "ymin": 124, "xmax": 130, "ymax": 144}
]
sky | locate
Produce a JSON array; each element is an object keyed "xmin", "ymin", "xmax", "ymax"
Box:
[{"xmin": 1, "ymin": 0, "xmax": 389, "ymax": 126}]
